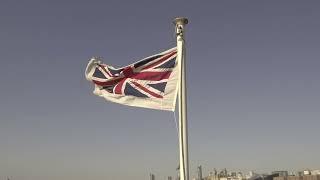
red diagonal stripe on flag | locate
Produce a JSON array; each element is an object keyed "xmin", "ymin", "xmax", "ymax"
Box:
[
  {"xmin": 114, "ymin": 79, "xmax": 126, "ymax": 94},
  {"xmin": 131, "ymin": 71, "xmax": 172, "ymax": 81},
  {"xmin": 93, "ymin": 77, "xmax": 124, "ymax": 86}
]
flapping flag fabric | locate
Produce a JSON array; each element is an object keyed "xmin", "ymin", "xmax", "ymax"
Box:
[{"xmin": 85, "ymin": 47, "xmax": 179, "ymax": 111}]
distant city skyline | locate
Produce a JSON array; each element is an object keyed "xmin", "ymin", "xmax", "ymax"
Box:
[
  {"xmin": 149, "ymin": 166, "xmax": 320, "ymax": 180},
  {"xmin": 1, "ymin": 1, "xmax": 320, "ymax": 180}
]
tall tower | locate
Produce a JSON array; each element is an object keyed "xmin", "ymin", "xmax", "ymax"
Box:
[
  {"xmin": 197, "ymin": 165, "xmax": 203, "ymax": 180},
  {"xmin": 150, "ymin": 173, "xmax": 155, "ymax": 180}
]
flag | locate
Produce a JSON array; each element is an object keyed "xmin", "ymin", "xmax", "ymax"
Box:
[{"xmin": 85, "ymin": 47, "xmax": 179, "ymax": 111}]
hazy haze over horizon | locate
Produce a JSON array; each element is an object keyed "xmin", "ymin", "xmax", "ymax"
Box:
[{"xmin": 1, "ymin": 1, "xmax": 320, "ymax": 180}]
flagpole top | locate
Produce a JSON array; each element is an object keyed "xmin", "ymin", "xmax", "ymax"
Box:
[
  {"xmin": 173, "ymin": 17, "xmax": 189, "ymax": 25},
  {"xmin": 173, "ymin": 17, "xmax": 188, "ymax": 37}
]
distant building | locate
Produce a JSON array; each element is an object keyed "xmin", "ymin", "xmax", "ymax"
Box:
[
  {"xmin": 304, "ymin": 171, "xmax": 311, "ymax": 175},
  {"xmin": 231, "ymin": 172, "xmax": 237, "ymax": 177},
  {"xmin": 237, "ymin": 172, "xmax": 244, "ymax": 178},
  {"xmin": 198, "ymin": 165, "xmax": 203, "ymax": 180},
  {"xmin": 249, "ymin": 173, "xmax": 279, "ymax": 180},
  {"xmin": 311, "ymin": 170, "xmax": 320, "ymax": 175},
  {"xmin": 204, "ymin": 170, "xmax": 219, "ymax": 180},
  {"xmin": 218, "ymin": 168, "xmax": 228, "ymax": 178},
  {"xmin": 246, "ymin": 171, "xmax": 255, "ymax": 179},
  {"xmin": 274, "ymin": 174, "xmax": 320, "ymax": 180},
  {"xmin": 272, "ymin": 171, "xmax": 289, "ymax": 177},
  {"xmin": 150, "ymin": 173, "xmax": 155, "ymax": 180},
  {"xmin": 168, "ymin": 176, "xmax": 173, "ymax": 180}
]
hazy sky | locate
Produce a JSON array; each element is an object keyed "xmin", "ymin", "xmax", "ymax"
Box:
[{"xmin": 1, "ymin": 1, "xmax": 320, "ymax": 180}]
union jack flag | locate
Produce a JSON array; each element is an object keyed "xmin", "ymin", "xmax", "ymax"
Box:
[{"xmin": 85, "ymin": 47, "xmax": 179, "ymax": 111}]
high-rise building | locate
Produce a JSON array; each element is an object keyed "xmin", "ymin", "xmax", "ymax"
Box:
[
  {"xmin": 231, "ymin": 172, "xmax": 237, "ymax": 177},
  {"xmin": 150, "ymin": 173, "xmax": 155, "ymax": 180},
  {"xmin": 198, "ymin": 165, "xmax": 203, "ymax": 180}
]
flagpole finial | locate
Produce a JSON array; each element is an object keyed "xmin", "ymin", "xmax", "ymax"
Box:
[
  {"xmin": 173, "ymin": 17, "xmax": 188, "ymax": 25},
  {"xmin": 173, "ymin": 17, "xmax": 188, "ymax": 37}
]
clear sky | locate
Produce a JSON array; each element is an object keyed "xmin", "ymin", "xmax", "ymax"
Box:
[{"xmin": 1, "ymin": 1, "xmax": 320, "ymax": 180}]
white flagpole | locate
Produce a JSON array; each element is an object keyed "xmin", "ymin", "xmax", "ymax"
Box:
[{"xmin": 174, "ymin": 17, "xmax": 189, "ymax": 180}]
